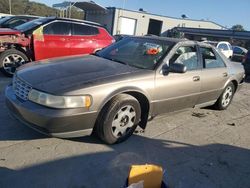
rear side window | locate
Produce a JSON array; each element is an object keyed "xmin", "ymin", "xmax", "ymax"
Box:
[
  {"xmin": 170, "ymin": 46, "xmax": 199, "ymax": 71},
  {"xmin": 43, "ymin": 22, "xmax": 71, "ymax": 35},
  {"xmin": 218, "ymin": 43, "xmax": 229, "ymax": 51},
  {"xmin": 72, "ymin": 23, "xmax": 99, "ymax": 36},
  {"xmin": 6, "ymin": 19, "xmax": 26, "ymax": 28},
  {"xmin": 200, "ymin": 47, "xmax": 225, "ymax": 68}
]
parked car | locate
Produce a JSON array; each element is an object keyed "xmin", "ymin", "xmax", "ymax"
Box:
[
  {"xmin": 232, "ymin": 46, "xmax": 248, "ymax": 62},
  {"xmin": 0, "ymin": 15, "xmax": 39, "ymax": 29},
  {"xmin": 5, "ymin": 36, "xmax": 245, "ymax": 144},
  {"xmin": 243, "ymin": 50, "xmax": 250, "ymax": 76},
  {"xmin": 203, "ymin": 41, "xmax": 233, "ymax": 59},
  {"xmin": 0, "ymin": 17, "xmax": 114, "ymax": 76}
]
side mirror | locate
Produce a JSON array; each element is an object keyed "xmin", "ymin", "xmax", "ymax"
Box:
[{"xmin": 162, "ymin": 63, "xmax": 187, "ymax": 75}]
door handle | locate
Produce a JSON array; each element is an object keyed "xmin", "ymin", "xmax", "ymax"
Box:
[
  {"xmin": 193, "ymin": 76, "xmax": 200, "ymax": 82},
  {"xmin": 223, "ymin": 72, "xmax": 228, "ymax": 77},
  {"xmin": 60, "ymin": 38, "xmax": 66, "ymax": 41}
]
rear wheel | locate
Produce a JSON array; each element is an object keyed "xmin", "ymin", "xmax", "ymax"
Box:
[
  {"xmin": 0, "ymin": 49, "xmax": 29, "ymax": 77},
  {"xmin": 214, "ymin": 82, "xmax": 235, "ymax": 110},
  {"xmin": 95, "ymin": 94, "xmax": 141, "ymax": 144}
]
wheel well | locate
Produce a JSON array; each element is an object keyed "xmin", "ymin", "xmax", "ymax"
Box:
[
  {"xmin": 14, "ymin": 46, "xmax": 30, "ymax": 59},
  {"xmin": 231, "ymin": 80, "xmax": 238, "ymax": 91},
  {"xmin": 93, "ymin": 91, "xmax": 150, "ymax": 134},
  {"xmin": 125, "ymin": 91, "xmax": 150, "ymax": 129}
]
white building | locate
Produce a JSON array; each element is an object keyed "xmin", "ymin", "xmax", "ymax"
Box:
[{"xmin": 85, "ymin": 7, "xmax": 226, "ymax": 36}]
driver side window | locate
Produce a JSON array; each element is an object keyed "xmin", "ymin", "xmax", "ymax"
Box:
[{"xmin": 169, "ymin": 46, "xmax": 199, "ymax": 71}]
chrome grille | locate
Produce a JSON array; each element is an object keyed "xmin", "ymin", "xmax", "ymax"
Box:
[{"xmin": 13, "ymin": 75, "xmax": 32, "ymax": 101}]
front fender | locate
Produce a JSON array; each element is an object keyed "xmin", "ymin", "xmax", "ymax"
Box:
[
  {"xmin": 96, "ymin": 86, "xmax": 152, "ymax": 130},
  {"xmin": 97, "ymin": 86, "xmax": 152, "ymax": 113}
]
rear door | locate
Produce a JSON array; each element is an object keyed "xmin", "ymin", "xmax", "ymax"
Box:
[
  {"xmin": 33, "ymin": 21, "xmax": 71, "ymax": 60},
  {"xmin": 197, "ymin": 46, "xmax": 229, "ymax": 104},
  {"xmin": 70, "ymin": 23, "xmax": 99, "ymax": 55},
  {"xmin": 154, "ymin": 44, "xmax": 202, "ymax": 114}
]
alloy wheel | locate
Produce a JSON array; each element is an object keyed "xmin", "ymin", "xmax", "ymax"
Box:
[
  {"xmin": 221, "ymin": 86, "xmax": 233, "ymax": 107},
  {"xmin": 2, "ymin": 54, "xmax": 26, "ymax": 75},
  {"xmin": 111, "ymin": 105, "xmax": 136, "ymax": 138}
]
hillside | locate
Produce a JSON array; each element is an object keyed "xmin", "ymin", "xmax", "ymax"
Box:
[{"xmin": 0, "ymin": 0, "xmax": 84, "ymax": 19}]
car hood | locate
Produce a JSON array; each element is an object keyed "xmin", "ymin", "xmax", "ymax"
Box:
[
  {"xmin": 0, "ymin": 28, "xmax": 21, "ymax": 35},
  {"xmin": 17, "ymin": 55, "xmax": 142, "ymax": 94}
]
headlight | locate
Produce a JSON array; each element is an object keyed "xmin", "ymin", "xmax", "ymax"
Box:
[{"xmin": 28, "ymin": 89, "xmax": 92, "ymax": 109}]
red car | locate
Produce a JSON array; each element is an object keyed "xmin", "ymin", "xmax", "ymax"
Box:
[{"xmin": 0, "ymin": 17, "xmax": 114, "ymax": 76}]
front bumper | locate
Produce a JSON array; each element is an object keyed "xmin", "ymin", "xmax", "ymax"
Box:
[{"xmin": 5, "ymin": 85, "xmax": 98, "ymax": 138}]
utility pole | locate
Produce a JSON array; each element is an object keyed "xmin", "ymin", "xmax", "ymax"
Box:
[{"xmin": 9, "ymin": 0, "xmax": 12, "ymax": 14}]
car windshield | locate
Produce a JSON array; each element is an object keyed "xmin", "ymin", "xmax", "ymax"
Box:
[
  {"xmin": 14, "ymin": 17, "xmax": 51, "ymax": 32},
  {"xmin": 97, "ymin": 37, "xmax": 173, "ymax": 70},
  {"xmin": 0, "ymin": 16, "xmax": 12, "ymax": 24}
]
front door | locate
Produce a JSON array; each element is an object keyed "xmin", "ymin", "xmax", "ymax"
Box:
[
  {"xmin": 154, "ymin": 45, "xmax": 202, "ymax": 114},
  {"xmin": 33, "ymin": 21, "xmax": 72, "ymax": 61}
]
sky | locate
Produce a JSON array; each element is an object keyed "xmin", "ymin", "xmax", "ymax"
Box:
[{"xmin": 33, "ymin": 0, "xmax": 250, "ymax": 31}]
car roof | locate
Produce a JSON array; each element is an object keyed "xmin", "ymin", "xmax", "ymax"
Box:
[
  {"xmin": 132, "ymin": 35, "xmax": 187, "ymax": 43},
  {"xmin": 7, "ymin": 15, "xmax": 41, "ymax": 18},
  {"xmin": 46, "ymin": 17, "xmax": 102, "ymax": 27},
  {"xmin": 129, "ymin": 36, "xmax": 214, "ymax": 48}
]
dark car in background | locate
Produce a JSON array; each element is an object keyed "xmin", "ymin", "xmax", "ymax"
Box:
[
  {"xmin": 243, "ymin": 50, "xmax": 250, "ymax": 76},
  {"xmin": 0, "ymin": 17, "xmax": 114, "ymax": 76},
  {"xmin": 232, "ymin": 46, "xmax": 248, "ymax": 62},
  {"xmin": 0, "ymin": 15, "xmax": 39, "ymax": 29},
  {"xmin": 5, "ymin": 36, "xmax": 245, "ymax": 144}
]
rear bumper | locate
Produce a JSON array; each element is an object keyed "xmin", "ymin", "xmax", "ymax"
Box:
[{"xmin": 5, "ymin": 85, "xmax": 98, "ymax": 138}]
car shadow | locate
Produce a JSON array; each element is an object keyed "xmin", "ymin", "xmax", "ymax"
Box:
[{"xmin": 1, "ymin": 136, "xmax": 250, "ymax": 188}]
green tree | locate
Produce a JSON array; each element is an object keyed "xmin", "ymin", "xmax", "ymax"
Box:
[
  {"xmin": 0, "ymin": 0, "xmax": 84, "ymax": 19},
  {"xmin": 231, "ymin": 24, "xmax": 245, "ymax": 31}
]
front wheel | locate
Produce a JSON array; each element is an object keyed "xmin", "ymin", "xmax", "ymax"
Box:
[
  {"xmin": 0, "ymin": 49, "xmax": 29, "ymax": 77},
  {"xmin": 95, "ymin": 94, "xmax": 141, "ymax": 144},
  {"xmin": 214, "ymin": 82, "xmax": 235, "ymax": 110}
]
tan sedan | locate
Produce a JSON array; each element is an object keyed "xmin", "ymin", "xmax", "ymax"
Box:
[{"xmin": 5, "ymin": 36, "xmax": 245, "ymax": 144}]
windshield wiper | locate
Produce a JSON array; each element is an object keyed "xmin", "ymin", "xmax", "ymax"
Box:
[
  {"xmin": 104, "ymin": 57, "xmax": 128, "ymax": 65},
  {"xmin": 128, "ymin": 64, "xmax": 147, "ymax": 69}
]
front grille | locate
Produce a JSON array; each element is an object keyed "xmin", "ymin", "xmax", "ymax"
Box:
[{"xmin": 13, "ymin": 75, "xmax": 32, "ymax": 101}]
